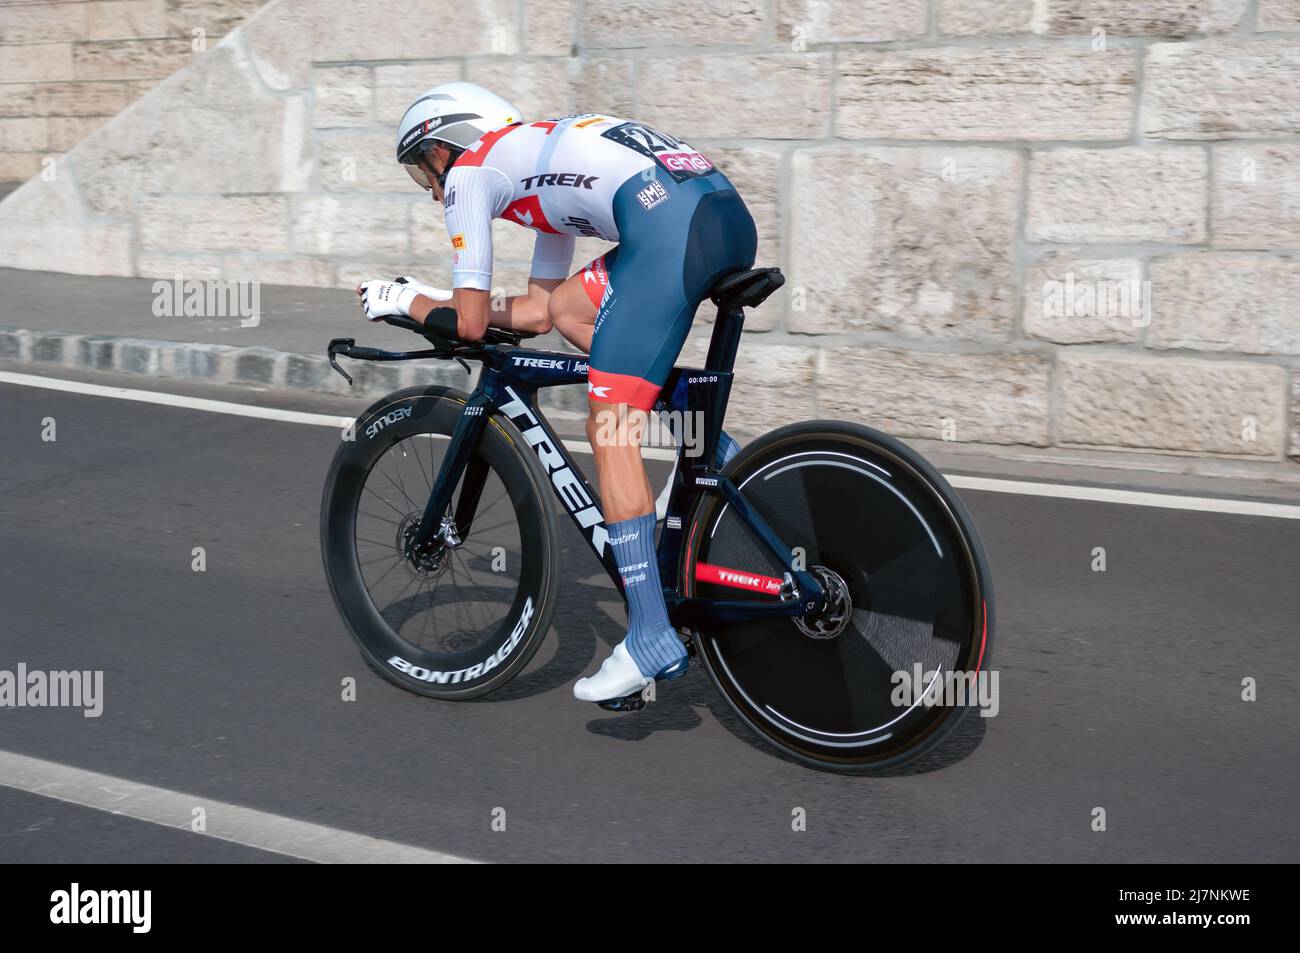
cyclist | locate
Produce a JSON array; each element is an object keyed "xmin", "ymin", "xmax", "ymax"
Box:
[{"xmin": 357, "ymin": 82, "xmax": 757, "ymax": 705}]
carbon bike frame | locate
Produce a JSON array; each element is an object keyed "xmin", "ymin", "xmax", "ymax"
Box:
[{"xmin": 329, "ymin": 302, "xmax": 827, "ymax": 628}]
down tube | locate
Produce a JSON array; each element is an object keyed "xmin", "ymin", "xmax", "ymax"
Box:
[{"xmin": 492, "ymin": 382, "xmax": 624, "ymax": 591}]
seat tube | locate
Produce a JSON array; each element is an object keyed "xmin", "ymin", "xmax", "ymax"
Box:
[
  {"xmin": 705, "ymin": 305, "xmax": 745, "ymax": 373},
  {"xmin": 693, "ymin": 304, "xmax": 743, "ymax": 467}
]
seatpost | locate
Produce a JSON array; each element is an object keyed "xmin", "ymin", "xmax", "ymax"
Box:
[{"xmin": 705, "ymin": 302, "xmax": 745, "ymax": 373}]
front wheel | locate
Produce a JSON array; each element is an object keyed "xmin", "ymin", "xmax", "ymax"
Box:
[
  {"xmin": 681, "ymin": 420, "xmax": 994, "ymax": 773},
  {"xmin": 321, "ymin": 385, "xmax": 561, "ymax": 699}
]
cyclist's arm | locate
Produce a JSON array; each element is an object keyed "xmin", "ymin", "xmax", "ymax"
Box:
[
  {"xmin": 433, "ymin": 165, "xmax": 502, "ymax": 340},
  {"xmin": 431, "ymin": 167, "xmax": 569, "ymax": 339},
  {"xmin": 412, "ymin": 278, "xmax": 561, "ymax": 340},
  {"xmin": 483, "ymin": 232, "xmax": 573, "ymax": 334}
]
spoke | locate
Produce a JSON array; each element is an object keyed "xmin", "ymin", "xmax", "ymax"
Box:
[
  {"xmin": 476, "ymin": 485, "xmax": 508, "ymax": 513},
  {"xmin": 377, "ymin": 455, "xmax": 416, "ymax": 512},
  {"xmin": 415, "ymin": 574, "xmax": 438, "ymax": 648},
  {"xmin": 388, "ymin": 574, "xmax": 421, "ymax": 633},
  {"xmin": 418, "ymin": 435, "xmax": 435, "ymax": 492},
  {"xmin": 451, "ymin": 549, "xmax": 496, "ymax": 633},
  {"xmin": 365, "ymin": 555, "xmax": 405, "ymax": 594},
  {"xmin": 456, "ymin": 541, "xmax": 517, "ymax": 561},
  {"xmin": 395, "ymin": 575, "xmax": 429, "ymax": 634},
  {"xmin": 362, "ymin": 484, "xmax": 407, "ymax": 520},
  {"xmin": 390, "ymin": 443, "xmax": 414, "ymax": 500},
  {"xmin": 444, "ymin": 554, "xmax": 481, "ymax": 634}
]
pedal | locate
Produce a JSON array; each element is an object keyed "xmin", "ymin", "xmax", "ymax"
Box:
[
  {"xmin": 593, "ymin": 658, "xmax": 688, "ymax": 712},
  {"xmin": 597, "ymin": 691, "xmax": 646, "ymax": 713}
]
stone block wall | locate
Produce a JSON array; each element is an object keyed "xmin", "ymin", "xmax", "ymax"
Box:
[
  {"xmin": 1, "ymin": 0, "xmax": 1298, "ymax": 462},
  {"xmin": 0, "ymin": 0, "xmax": 262, "ymax": 185}
]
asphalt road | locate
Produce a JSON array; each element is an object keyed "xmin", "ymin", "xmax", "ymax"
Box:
[{"xmin": 1, "ymin": 370, "xmax": 1298, "ymax": 863}]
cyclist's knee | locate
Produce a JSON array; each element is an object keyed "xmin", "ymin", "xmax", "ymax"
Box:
[
  {"xmin": 585, "ymin": 400, "xmax": 607, "ymax": 445},
  {"xmin": 549, "ymin": 284, "xmax": 595, "ymax": 337},
  {"xmin": 587, "ymin": 399, "xmax": 645, "ymax": 451}
]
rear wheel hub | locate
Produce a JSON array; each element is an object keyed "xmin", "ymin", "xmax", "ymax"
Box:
[{"xmin": 793, "ymin": 565, "xmax": 852, "ymax": 640}]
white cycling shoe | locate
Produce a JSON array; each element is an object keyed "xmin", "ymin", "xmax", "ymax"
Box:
[
  {"xmin": 574, "ymin": 642, "xmax": 650, "ymax": 703},
  {"xmin": 573, "ymin": 641, "xmax": 688, "ymax": 706}
]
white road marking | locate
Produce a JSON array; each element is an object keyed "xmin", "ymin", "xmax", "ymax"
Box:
[
  {"xmin": 0, "ymin": 749, "xmax": 478, "ymax": 864},
  {"xmin": 946, "ymin": 474, "xmax": 1300, "ymax": 520},
  {"xmin": 0, "ymin": 369, "xmax": 678, "ymax": 458},
  {"xmin": 1, "ymin": 370, "xmax": 1295, "ymax": 515},
  {"xmin": 0, "ymin": 370, "xmax": 354, "ymax": 429}
]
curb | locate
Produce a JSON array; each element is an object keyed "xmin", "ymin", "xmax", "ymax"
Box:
[
  {"xmin": 4, "ymin": 324, "xmax": 1299, "ymax": 489},
  {"xmin": 0, "ymin": 325, "xmax": 591, "ymax": 416}
]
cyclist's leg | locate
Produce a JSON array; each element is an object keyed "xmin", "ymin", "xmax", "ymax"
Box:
[
  {"xmin": 573, "ymin": 174, "xmax": 757, "ymax": 704},
  {"xmin": 546, "ymin": 248, "xmax": 618, "ymax": 354}
]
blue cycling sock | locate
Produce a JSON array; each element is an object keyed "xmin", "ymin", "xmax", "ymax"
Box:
[{"xmin": 607, "ymin": 511, "xmax": 687, "ymax": 677}]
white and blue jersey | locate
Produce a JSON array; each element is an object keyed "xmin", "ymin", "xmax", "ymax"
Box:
[{"xmin": 443, "ymin": 113, "xmax": 756, "ymax": 409}]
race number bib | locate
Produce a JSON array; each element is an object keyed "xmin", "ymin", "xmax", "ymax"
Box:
[{"xmin": 601, "ymin": 121, "xmax": 717, "ymax": 182}]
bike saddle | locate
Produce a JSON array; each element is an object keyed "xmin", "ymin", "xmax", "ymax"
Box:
[{"xmin": 709, "ymin": 267, "xmax": 785, "ymax": 310}]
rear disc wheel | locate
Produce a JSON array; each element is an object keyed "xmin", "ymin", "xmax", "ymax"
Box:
[{"xmin": 682, "ymin": 421, "xmax": 994, "ymax": 773}]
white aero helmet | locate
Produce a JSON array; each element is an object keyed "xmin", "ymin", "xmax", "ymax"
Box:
[{"xmin": 396, "ymin": 81, "xmax": 520, "ymax": 189}]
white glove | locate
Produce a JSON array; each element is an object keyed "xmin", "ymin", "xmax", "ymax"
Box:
[
  {"xmin": 356, "ymin": 278, "xmax": 419, "ymax": 321},
  {"xmin": 394, "ymin": 276, "xmax": 454, "ymax": 302}
]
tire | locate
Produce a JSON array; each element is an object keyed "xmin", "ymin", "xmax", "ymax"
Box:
[
  {"xmin": 321, "ymin": 385, "xmax": 561, "ymax": 699},
  {"xmin": 680, "ymin": 420, "xmax": 994, "ymax": 774}
]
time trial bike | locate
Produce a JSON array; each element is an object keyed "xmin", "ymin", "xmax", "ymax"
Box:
[{"xmin": 320, "ymin": 267, "xmax": 994, "ymax": 774}]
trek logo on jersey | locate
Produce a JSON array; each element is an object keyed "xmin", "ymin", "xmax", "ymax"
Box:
[
  {"xmin": 636, "ymin": 179, "xmax": 670, "ymax": 211},
  {"xmin": 451, "ymin": 233, "xmax": 466, "ymax": 250},
  {"xmin": 520, "ymin": 172, "xmax": 599, "ymax": 190}
]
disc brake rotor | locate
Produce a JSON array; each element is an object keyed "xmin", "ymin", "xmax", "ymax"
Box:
[{"xmin": 793, "ymin": 565, "xmax": 853, "ymax": 640}]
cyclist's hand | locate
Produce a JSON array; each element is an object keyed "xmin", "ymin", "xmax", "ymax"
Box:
[
  {"xmin": 356, "ymin": 278, "xmax": 419, "ymax": 321},
  {"xmin": 394, "ymin": 276, "xmax": 453, "ymax": 302}
]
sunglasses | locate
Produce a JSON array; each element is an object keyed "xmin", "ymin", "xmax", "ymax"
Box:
[{"xmin": 401, "ymin": 139, "xmax": 442, "ymax": 191}]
